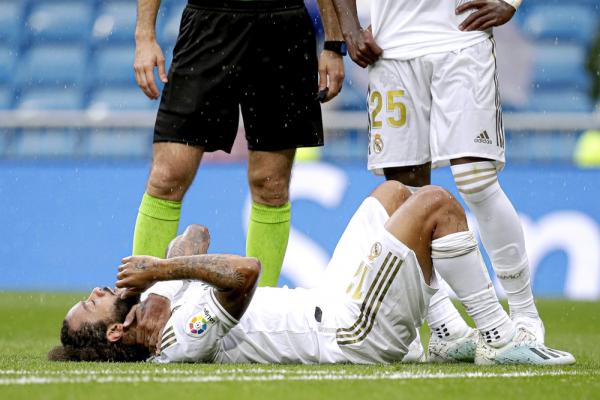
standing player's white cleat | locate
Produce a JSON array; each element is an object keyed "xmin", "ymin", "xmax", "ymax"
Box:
[
  {"xmin": 475, "ymin": 327, "xmax": 575, "ymax": 365},
  {"xmin": 512, "ymin": 315, "xmax": 546, "ymax": 344},
  {"xmin": 428, "ymin": 328, "xmax": 478, "ymax": 363}
]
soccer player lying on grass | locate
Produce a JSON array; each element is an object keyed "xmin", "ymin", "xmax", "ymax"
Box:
[{"xmin": 49, "ymin": 182, "xmax": 575, "ymax": 365}]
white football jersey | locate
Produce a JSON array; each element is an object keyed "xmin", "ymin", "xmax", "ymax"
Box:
[
  {"xmin": 370, "ymin": 0, "xmax": 491, "ymax": 60},
  {"xmin": 149, "ymin": 282, "xmax": 348, "ymax": 364}
]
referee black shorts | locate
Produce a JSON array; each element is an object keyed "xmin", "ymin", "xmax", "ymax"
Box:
[{"xmin": 154, "ymin": 0, "xmax": 324, "ymax": 153}]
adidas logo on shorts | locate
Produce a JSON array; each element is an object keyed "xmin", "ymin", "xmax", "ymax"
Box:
[{"xmin": 474, "ymin": 130, "xmax": 492, "ymax": 145}]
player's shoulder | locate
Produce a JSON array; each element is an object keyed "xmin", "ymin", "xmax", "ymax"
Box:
[{"xmin": 150, "ymin": 289, "xmax": 238, "ymax": 363}]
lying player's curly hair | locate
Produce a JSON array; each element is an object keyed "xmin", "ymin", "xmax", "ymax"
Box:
[
  {"xmin": 48, "ymin": 295, "xmax": 150, "ymax": 362},
  {"xmin": 47, "ymin": 320, "xmax": 150, "ymax": 362}
]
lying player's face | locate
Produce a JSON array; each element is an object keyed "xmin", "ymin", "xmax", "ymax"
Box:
[{"xmin": 65, "ymin": 287, "xmax": 124, "ymax": 330}]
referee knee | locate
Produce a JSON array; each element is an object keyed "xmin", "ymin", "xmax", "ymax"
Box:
[
  {"xmin": 147, "ymin": 163, "xmax": 196, "ymax": 201},
  {"xmin": 248, "ymin": 170, "xmax": 290, "ymax": 206}
]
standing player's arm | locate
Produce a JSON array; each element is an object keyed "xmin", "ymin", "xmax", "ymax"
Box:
[
  {"xmin": 330, "ymin": 0, "xmax": 382, "ymax": 68},
  {"xmin": 316, "ymin": 0, "xmax": 345, "ymax": 102},
  {"xmin": 116, "ymin": 255, "xmax": 261, "ymax": 320},
  {"xmin": 135, "ymin": 0, "xmax": 168, "ymax": 99},
  {"xmin": 456, "ymin": 0, "xmax": 517, "ymax": 32}
]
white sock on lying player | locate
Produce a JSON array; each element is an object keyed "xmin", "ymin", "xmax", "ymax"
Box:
[
  {"xmin": 431, "ymin": 231, "xmax": 516, "ymax": 348},
  {"xmin": 426, "ymin": 286, "xmax": 470, "ymax": 341},
  {"xmin": 451, "ymin": 161, "xmax": 539, "ymax": 321}
]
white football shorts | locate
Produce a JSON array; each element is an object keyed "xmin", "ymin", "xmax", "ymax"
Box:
[
  {"xmin": 322, "ymin": 197, "xmax": 438, "ymax": 363},
  {"xmin": 367, "ymin": 38, "xmax": 505, "ymax": 173}
]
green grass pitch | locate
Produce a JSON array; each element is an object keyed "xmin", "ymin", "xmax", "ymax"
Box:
[{"xmin": 0, "ymin": 292, "xmax": 599, "ymax": 400}]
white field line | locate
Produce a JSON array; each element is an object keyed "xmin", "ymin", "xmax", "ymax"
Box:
[{"xmin": 0, "ymin": 370, "xmax": 593, "ymax": 385}]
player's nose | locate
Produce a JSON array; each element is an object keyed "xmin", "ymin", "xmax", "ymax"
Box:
[{"xmin": 89, "ymin": 287, "xmax": 105, "ymax": 299}]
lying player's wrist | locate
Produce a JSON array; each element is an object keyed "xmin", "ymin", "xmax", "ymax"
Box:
[{"xmin": 500, "ymin": 0, "xmax": 522, "ymax": 10}]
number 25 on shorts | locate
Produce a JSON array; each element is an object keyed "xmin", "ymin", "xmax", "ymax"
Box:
[{"xmin": 369, "ymin": 90, "xmax": 407, "ymax": 129}]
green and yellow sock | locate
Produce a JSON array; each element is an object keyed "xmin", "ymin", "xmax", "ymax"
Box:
[
  {"xmin": 132, "ymin": 192, "xmax": 181, "ymax": 258},
  {"xmin": 246, "ymin": 201, "xmax": 291, "ymax": 287}
]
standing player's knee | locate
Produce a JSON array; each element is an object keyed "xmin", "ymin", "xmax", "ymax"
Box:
[
  {"xmin": 248, "ymin": 169, "xmax": 290, "ymax": 206},
  {"xmin": 147, "ymin": 162, "xmax": 195, "ymax": 200}
]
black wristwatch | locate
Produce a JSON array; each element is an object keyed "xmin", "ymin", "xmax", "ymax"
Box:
[{"xmin": 324, "ymin": 41, "xmax": 347, "ymax": 56}]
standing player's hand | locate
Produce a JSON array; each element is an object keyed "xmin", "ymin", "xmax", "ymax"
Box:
[
  {"xmin": 134, "ymin": 39, "xmax": 168, "ymax": 100},
  {"xmin": 116, "ymin": 255, "xmax": 164, "ymax": 293},
  {"xmin": 318, "ymin": 50, "xmax": 345, "ymax": 102},
  {"xmin": 344, "ymin": 26, "xmax": 383, "ymax": 68},
  {"xmin": 123, "ymin": 294, "xmax": 171, "ymax": 353},
  {"xmin": 456, "ymin": 0, "xmax": 516, "ymax": 32}
]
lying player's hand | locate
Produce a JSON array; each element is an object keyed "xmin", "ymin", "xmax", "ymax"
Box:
[
  {"xmin": 344, "ymin": 27, "xmax": 383, "ymax": 68},
  {"xmin": 318, "ymin": 50, "xmax": 345, "ymax": 102},
  {"xmin": 116, "ymin": 255, "xmax": 164, "ymax": 293},
  {"xmin": 134, "ymin": 38, "xmax": 168, "ymax": 100},
  {"xmin": 456, "ymin": 0, "xmax": 516, "ymax": 31},
  {"xmin": 123, "ymin": 294, "xmax": 171, "ymax": 353}
]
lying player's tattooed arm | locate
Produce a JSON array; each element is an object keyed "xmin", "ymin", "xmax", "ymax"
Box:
[
  {"xmin": 117, "ymin": 254, "xmax": 261, "ymax": 319},
  {"xmin": 121, "ymin": 224, "xmax": 212, "ymax": 351}
]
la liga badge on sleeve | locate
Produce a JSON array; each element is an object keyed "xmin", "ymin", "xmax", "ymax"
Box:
[{"xmin": 185, "ymin": 304, "xmax": 217, "ymax": 338}]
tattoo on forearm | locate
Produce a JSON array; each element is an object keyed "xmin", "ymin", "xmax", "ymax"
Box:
[{"xmin": 170, "ymin": 255, "xmax": 245, "ymax": 291}]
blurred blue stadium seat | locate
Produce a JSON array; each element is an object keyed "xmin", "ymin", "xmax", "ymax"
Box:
[
  {"xmin": 83, "ymin": 130, "xmax": 152, "ymax": 157},
  {"xmin": 0, "ymin": 87, "xmax": 13, "ymax": 109},
  {"xmin": 527, "ymin": 90, "xmax": 593, "ymax": 112},
  {"xmin": 26, "ymin": 2, "xmax": 93, "ymax": 43},
  {"xmin": 88, "ymin": 88, "xmax": 157, "ymax": 110},
  {"xmin": 532, "ymin": 44, "xmax": 589, "ymax": 89},
  {"xmin": 91, "ymin": 46, "xmax": 136, "ymax": 86},
  {"xmin": 17, "ymin": 88, "xmax": 84, "ymax": 110},
  {"xmin": 10, "ymin": 131, "xmax": 79, "ymax": 157},
  {"xmin": 0, "ymin": 1, "xmax": 23, "ymax": 45},
  {"xmin": 161, "ymin": 5, "xmax": 186, "ymax": 44},
  {"xmin": 0, "ymin": 46, "xmax": 17, "ymax": 85},
  {"xmin": 523, "ymin": 5, "xmax": 598, "ymax": 45},
  {"xmin": 15, "ymin": 45, "xmax": 87, "ymax": 88},
  {"xmin": 93, "ymin": 1, "xmax": 137, "ymax": 44}
]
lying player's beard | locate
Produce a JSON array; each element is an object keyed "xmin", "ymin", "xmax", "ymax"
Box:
[{"xmin": 112, "ymin": 294, "xmax": 140, "ymax": 323}]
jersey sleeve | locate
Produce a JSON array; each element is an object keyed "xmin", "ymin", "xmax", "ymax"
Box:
[
  {"xmin": 141, "ymin": 280, "xmax": 184, "ymax": 303},
  {"xmin": 151, "ymin": 287, "xmax": 238, "ymax": 363}
]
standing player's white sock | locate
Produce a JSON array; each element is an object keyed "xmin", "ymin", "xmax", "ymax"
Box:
[
  {"xmin": 451, "ymin": 161, "xmax": 539, "ymax": 320},
  {"xmin": 432, "ymin": 231, "xmax": 516, "ymax": 348},
  {"xmin": 426, "ymin": 286, "xmax": 470, "ymax": 341}
]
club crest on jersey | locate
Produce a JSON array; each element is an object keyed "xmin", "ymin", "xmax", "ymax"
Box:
[
  {"xmin": 368, "ymin": 242, "xmax": 382, "ymax": 261},
  {"xmin": 185, "ymin": 304, "xmax": 217, "ymax": 338},
  {"xmin": 373, "ymin": 134, "xmax": 384, "ymax": 153}
]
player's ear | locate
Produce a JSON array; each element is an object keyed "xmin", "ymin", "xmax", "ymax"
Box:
[{"xmin": 106, "ymin": 323, "xmax": 124, "ymax": 343}]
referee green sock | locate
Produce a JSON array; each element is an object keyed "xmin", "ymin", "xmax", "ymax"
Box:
[
  {"xmin": 246, "ymin": 202, "xmax": 291, "ymax": 287},
  {"xmin": 132, "ymin": 193, "xmax": 181, "ymax": 258}
]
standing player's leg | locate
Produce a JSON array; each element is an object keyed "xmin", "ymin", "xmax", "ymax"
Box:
[
  {"xmin": 450, "ymin": 156, "xmax": 541, "ymax": 337},
  {"xmin": 246, "ymin": 150, "xmax": 295, "ymax": 287},
  {"xmin": 134, "ymin": 2, "xmax": 246, "ymax": 259},
  {"xmin": 428, "ymin": 38, "xmax": 542, "ymax": 340},
  {"xmin": 240, "ymin": 2, "xmax": 324, "ymax": 287},
  {"xmin": 132, "ymin": 143, "xmax": 203, "ymax": 258}
]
